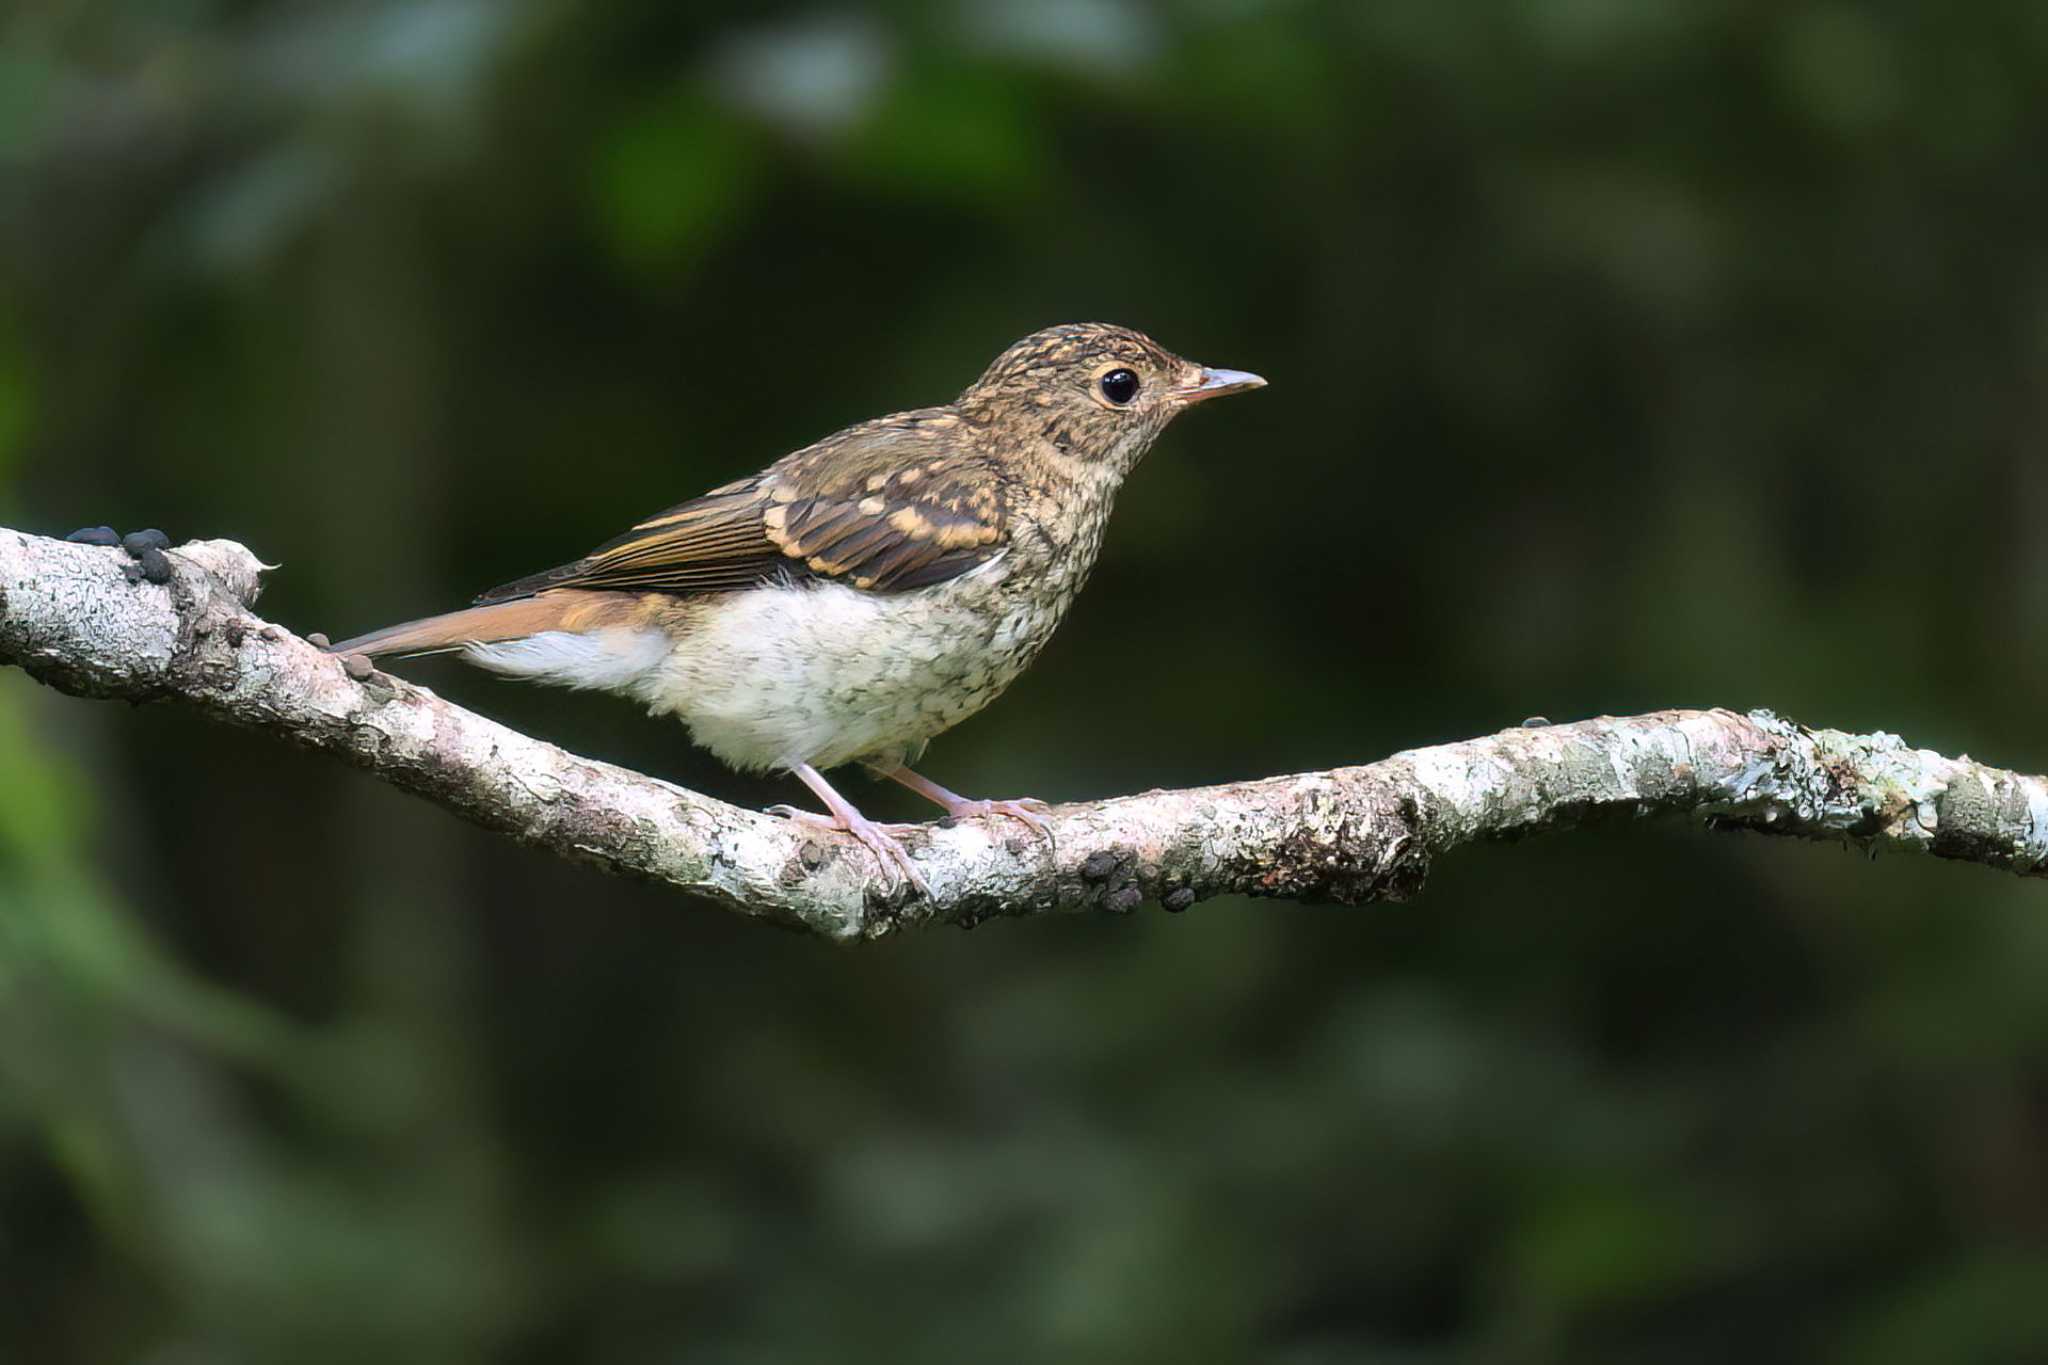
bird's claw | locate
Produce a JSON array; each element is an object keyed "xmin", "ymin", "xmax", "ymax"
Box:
[
  {"xmin": 766, "ymin": 806, "xmax": 922, "ymax": 838},
  {"xmin": 768, "ymin": 806, "xmax": 930, "ymax": 895},
  {"xmin": 944, "ymin": 796, "xmax": 1054, "ymax": 844}
]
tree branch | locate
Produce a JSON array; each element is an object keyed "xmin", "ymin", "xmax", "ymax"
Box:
[{"xmin": 3, "ymin": 528, "xmax": 2043, "ymax": 938}]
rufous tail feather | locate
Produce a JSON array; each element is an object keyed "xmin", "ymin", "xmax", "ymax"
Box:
[{"xmin": 324, "ymin": 591, "xmax": 619, "ymax": 658}]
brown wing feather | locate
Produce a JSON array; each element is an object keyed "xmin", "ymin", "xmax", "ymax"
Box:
[{"xmin": 474, "ymin": 412, "xmax": 1007, "ymax": 605}]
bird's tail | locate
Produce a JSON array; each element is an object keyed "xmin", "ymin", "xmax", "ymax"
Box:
[{"xmin": 324, "ymin": 592, "xmax": 614, "ymax": 659}]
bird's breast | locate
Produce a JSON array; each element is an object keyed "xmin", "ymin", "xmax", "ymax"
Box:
[{"xmin": 633, "ymin": 544, "xmax": 1091, "ymax": 773}]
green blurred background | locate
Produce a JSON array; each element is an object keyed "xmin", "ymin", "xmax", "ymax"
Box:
[{"xmin": 6, "ymin": 1, "xmax": 2048, "ymax": 1360}]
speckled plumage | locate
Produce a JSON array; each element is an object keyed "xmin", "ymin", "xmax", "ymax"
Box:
[{"xmin": 328, "ymin": 323, "xmax": 1264, "ymax": 889}]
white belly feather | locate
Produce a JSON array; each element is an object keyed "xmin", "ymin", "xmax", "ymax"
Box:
[{"xmin": 464, "ymin": 554, "xmax": 1053, "ymax": 774}]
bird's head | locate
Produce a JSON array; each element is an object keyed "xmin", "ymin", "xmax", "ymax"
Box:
[{"xmin": 959, "ymin": 322, "xmax": 1265, "ymax": 481}]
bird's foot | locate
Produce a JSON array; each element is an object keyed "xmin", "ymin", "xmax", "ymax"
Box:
[
  {"xmin": 66, "ymin": 525, "xmax": 175, "ymax": 585},
  {"xmin": 767, "ymin": 805, "xmax": 930, "ymax": 896},
  {"xmin": 938, "ymin": 796, "xmax": 1053, "ymax": 842},
  {"xmin": 766, "ymin": 805, "xmax": 923, "ymax": 839},
  {"xmin": 880, "ymin": 767, "xmax": 1055, "ymax": 846}
]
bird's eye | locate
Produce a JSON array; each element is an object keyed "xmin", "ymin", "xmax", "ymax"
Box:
[{"xmin": 1099, "ymin": 369, "xmax": 1140, "ymax": 405}]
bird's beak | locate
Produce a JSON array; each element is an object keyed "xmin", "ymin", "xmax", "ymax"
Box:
[{"xmin": 1175, "ymin": 366, "xmax": 1267, "ymax": 404}]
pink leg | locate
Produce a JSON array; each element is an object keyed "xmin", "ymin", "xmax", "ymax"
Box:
[
  {"xmin": 769, "ymin": 763, "xmax": 929, "ymax": 895},
  {"xmin": 883, "ymin": 768, "xmax": 1053, "ymax": 842}
]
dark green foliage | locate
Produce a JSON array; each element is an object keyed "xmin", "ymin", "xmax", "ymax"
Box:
[{"xmin": 5, "ymin": 1, "xmax": 2048, "ymax": 1359}]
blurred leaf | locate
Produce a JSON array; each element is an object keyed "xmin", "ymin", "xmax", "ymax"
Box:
[
  {"xmin": 591, "ymin": 85, "xmax": 759, "ymax": 275},
  {"xmin": 843, "ymin": 62, "xmax": 1048, "ymax": 206},
  {"xmin": 0, "ymin": 47, "xmax": 55, "ymax": 166},
  {"xmin": 1837, "ymin": 1256, "xmax": 2048, "ymax": 1365},
  {"xmin": 1506, "ymin": 1179, "xmax": 1731, "ymax": 1314},
  {"xmin": 1776, "ymin": 6, "xmax": 1904, "ymax": 138},
  {"xmin": 0, "ymin": 310, "xmax": 28, "ymax": 490}
]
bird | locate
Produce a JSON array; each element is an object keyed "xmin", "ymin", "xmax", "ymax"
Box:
[{"xmin": 325, "ymin": 323, "xmax": 1265, "ymax": 892}]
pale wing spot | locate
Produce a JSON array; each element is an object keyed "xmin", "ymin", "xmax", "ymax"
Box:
[{"xmin": 888, "ymin": 508, "xmax": 933, "ymax": 539}]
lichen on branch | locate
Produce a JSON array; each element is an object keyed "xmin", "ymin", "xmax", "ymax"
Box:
[{"xmin": 2, "ymin": 528, "xmax": 2042, "ymax": 941}]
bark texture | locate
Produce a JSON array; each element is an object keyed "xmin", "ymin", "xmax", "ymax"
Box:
[{"xmin": 3, "ymin": 529, "xmax": 2042, "ymax": 940}]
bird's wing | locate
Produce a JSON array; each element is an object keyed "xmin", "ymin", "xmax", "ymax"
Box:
[{"xmin": 474, "ymin": 413, "xmax": 1009, "ymax": 604}]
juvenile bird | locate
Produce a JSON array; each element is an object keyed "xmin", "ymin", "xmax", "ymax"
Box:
[{"xmin": 327, "ymin": 323, "xmax": 1265, "ymax": 891}]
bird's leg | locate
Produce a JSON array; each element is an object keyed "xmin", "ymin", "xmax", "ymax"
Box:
[
  {"xmin": 881, "ymin": 767, "xmax": 1053, "ymax": 842},
  {"xmin": 769, "ymin": 762, "xmax": 929, "ymax": 895}
]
